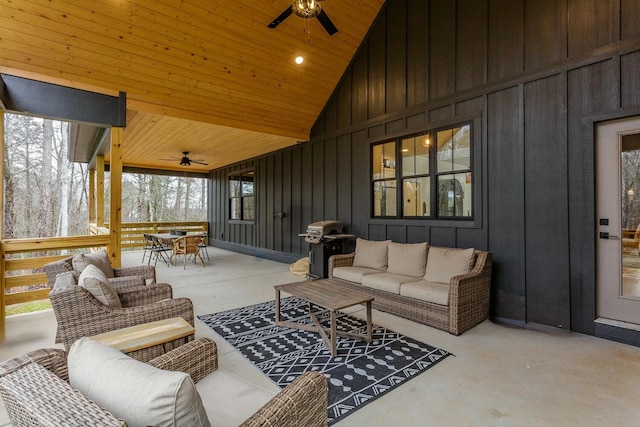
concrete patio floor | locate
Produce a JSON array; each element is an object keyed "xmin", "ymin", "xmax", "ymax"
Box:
[{"xmin": 2, "ymin": 247, "xmax": 640, "ymax": 426}]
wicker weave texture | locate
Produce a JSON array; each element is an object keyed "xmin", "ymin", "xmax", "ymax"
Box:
[
  {"xmin": 0, "ymin": 363, "xmax": 126, "ymax": 427},
  {"xmin": 148, "ymin": 337, "xmax": 218, "ymax": 383},
  {"xmin": 43, "ymin": 256, "xmax": 156, "ymax": 289},
  {"xmin": 50, "ymin": 284, "xmax": 194, "ymax": 357},
  {"xmin": 241, "ymin": 371, "xmax": 328, "ymax": 427},
  {"xmin": 328, "ymin": 248, "xmax": 492, "ymax": 335},
  {"xmin": 0, "ymin": 338, "xmax": 327, "ymax": 426}
]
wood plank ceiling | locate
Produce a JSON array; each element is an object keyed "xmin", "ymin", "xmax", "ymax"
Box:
[{"xmin": 0, "ymin": 0, "xmax": 385, "ymax": 172}]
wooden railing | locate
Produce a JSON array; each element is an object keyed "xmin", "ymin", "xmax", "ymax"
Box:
[
  {"xmin": 1, "ymin": 221, "xmax": 208, "ymax": 330},
  {"xmin": 91, "ymin": 221, "xmax": 208, "ymax": 251}
]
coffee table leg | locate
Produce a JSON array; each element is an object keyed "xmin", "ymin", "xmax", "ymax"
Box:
[
  {"xmin": 275, "ymin": 289, "xmax": 281, "ymax": 324},
  {"xmin": 330, "ymin": 309, "xmax": 337, "ymax": 356},
  {"xmin": 366, "ymin": 301, "xmax": 372, "ymax": 342}
]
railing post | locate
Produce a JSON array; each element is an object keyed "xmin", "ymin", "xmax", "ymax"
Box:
[
  {"xmin": 97, "ymin": 156, "xmax": 105, "ymax": 228},
  {"xmin": 109, "ymin": 127, "xmax": 123, "ymax": 267},
  {"xmin": 0, "ymin": 111, "xmax": 5, "ymax": 339}
]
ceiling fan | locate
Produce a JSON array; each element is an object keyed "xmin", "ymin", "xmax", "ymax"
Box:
[
  {"xmin": 160, "ymin": 152, "xmax": 209, "ymax": 167},
  {"xmin": 268, "ymin": 0, "xmax": 338, "ymax": 36}
]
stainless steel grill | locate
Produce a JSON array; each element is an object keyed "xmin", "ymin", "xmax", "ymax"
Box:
[{"xmin": 299, "ymin": 221, "xmax": 353, "ymax": 278}]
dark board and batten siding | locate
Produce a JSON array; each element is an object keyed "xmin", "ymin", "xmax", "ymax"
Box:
[{"xmin": 209, "ymin": 0, "xmax": 640, "ymax": 335}]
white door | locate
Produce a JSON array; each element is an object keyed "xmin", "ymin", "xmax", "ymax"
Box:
[{"xmin": 596, "ymin": 117, "xmax": 640, "ymax": 325}]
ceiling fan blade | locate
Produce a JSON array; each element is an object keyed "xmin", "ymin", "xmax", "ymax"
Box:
[
  {"xmin": 191, "ymin": 160, "xmax": 209, "ymax": 166},
  {"xmin": 160, "ymin": 157, "xmax": 180, "ymax": 161},
  {"xmin": 316, "ymin": 9, "xmax": 338, "ymax": 35},
  {"xmin": 268, "ymin": 7, "xmax": 293, "ymax": 28}
]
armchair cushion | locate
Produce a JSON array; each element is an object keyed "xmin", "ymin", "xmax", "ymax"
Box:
[
  {"xmin": 68, "ymin": 337, "xmax": 210, "ymax": 427},
  {"xmin": 78, "ymin": 264, "xmax": 121, "ymax": 308},
  {"xmin": 424, "ymin": 247, "xmax": 475, "ymax": 284},
  {"xmin": 197, "ymin": 370, "xmax": 276, "ymax": 426},
  {"xmin": 352, "ymin": 238, "xmax": 391, "ymax": 270},
  {"xmin": 52, "ymin": 270, "xmax": 78, "ymax": 292},
  {"xmin": 72, "ymin": 249, "xmax": 115, "ymax": 278}
]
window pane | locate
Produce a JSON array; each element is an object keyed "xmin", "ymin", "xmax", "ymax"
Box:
[
  {"xmin": 453, "ymin": 125, "xmax": 471, "ymax": 170},
  {"xmin": 437, "ymin": 173, "xmax": 472, "ymax": 217},
  {"xmin": 230, "ymin": 198, "xmax": 241, "ymax": 220},
  {"xmin": 242, "ymin": 172, "xmax": 254, "ymax": 195},
  {"xmin": 437, "ymin": 129, "xmax": 454, "ymax": 172},
  {"xmin": 402, "ymin": 135, "xmax": 429, "ymax": 177},
  {"xmin": 373, "ymin": 142, "xmax": 396, "ymax": 179},
  {"xmin": 402, "ymin": 138, "xmax": 415, "ymax": 176},
  {"xmin": 373, "ymin": 180, "xmax": 397, "ymax": 216},
  {"xmin": 403, "ymin": 177, "xmax": 430, "ymax": 217},
  {"xmin": 243, "ymin": 196, "xmax": 254, "ymax": 220},
  {"xmin": 230, "ymin": 176, "xmax": 241, "ymax": 197}
]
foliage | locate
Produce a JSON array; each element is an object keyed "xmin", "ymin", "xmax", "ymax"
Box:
[
  {"xmin": 3, "ymin": 113, "xmax": 207, "ymax": 239},
  {"xmin": 5, "ymin": 300, "xmax": 52, "ymax": 316}
]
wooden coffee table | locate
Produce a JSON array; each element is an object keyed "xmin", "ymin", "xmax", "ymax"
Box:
[
  {"xmin": 274, "ymin": 279, "xmax": 374, "ymax": 356},
  {"xmin": 92, "ymin": 317, "xmax": 194, "ymax": 354}
]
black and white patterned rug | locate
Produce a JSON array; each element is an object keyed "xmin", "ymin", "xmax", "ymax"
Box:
[{"xmin": 198, "ymin": 296, "xmax": 452, "ymax": 425}]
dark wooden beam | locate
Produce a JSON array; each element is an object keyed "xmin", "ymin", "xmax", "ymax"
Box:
[{"xmin": 0, "ymin": 74, "xmax": 125, "ymax": 127}]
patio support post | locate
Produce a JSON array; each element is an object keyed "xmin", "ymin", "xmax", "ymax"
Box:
[
  {"xmin": 109, "ymin": 127, "xmax": 123, "ymax": 267},
  {"xmin": 89, "ymin": 168, "xmax": 96, "ymax": 224},
  {"xmin": 0, "ymin": 111, "xmax": 5, "ymax": 339},
  {"xmin": 96, "ymin": 156, "xmax": 105, "ymax": 228}
]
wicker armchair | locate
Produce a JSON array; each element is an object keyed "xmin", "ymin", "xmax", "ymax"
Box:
[
  {"xmin": 0, "ymin": 339, "xmax": 328, "ymax": 427},
  {"xmin": 50, "ymin": 282, "xmax": 194, "ymax": 360},
  {"xmin": 43, "ymin": 253, "xmax": 156, "ymax": 289}
]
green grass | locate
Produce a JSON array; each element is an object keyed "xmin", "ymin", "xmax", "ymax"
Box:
[{"xmin": 6, "ymin": 300, "xmax": 52, "ymax": 316}]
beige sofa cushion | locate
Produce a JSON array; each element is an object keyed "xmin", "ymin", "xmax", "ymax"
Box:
[
  {"xmin": 78, "ymin": 264, "xmax": 122, "ymax": 308},
  {"xmin": 361, "ymin": 273, "xmax": 422, "ymax": 294},
  {"xmin": 72, "ymin": 249, "xmax": 115, "ymax": 278},
  {"xmin": 424, "ymin": 247, "xmax": 475, "ymax": 284},
  {"xmin": 352, "ymin": 238, "xmax": 391, "ymax": 270},
  {"xmin": 400, "ymin": 280, "xmax": 450, "ymax": 306},
  {"xmin": 68, "ymin": 338, "xmax": 210, "ymax": 427},
  {"xmin": 387, "ymin": 242, "xmax": 428, "ymax": 277},
  {"xmin": 333, "ymin": 266, "xmax": 381, "ymax": 283},
  {"xmin": 197, "ymin": 370, "xmax": 276, "ymax": 426}
]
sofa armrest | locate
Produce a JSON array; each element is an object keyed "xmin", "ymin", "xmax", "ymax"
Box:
[
  {"xmin": 328, "ymin": 253, "xmax": 355, "ymax": 278},
  {"xmin": 241, "ymin": 371, "xmax": 328, "ymax": 427},
  {"xmin": 147, "ymin": 338, "xmax": 218, "ymax": 383},
  {"xmin": 0, "ymin": 348, "xmax": 68, "ymax": 382},
  {"xmin": 448, "ymin": 251, "xmax": 492, "ymax": 335},
  {"xmin": 0, "ymin": 363, "xmax": 125, "ymax": 427},
  {"xmin": 114, "ymin": 264, "xmax": 156, "ymax": 284},
  {"xmin": 117, "ymin": 282, "xmax": 173, "ymax": 307}
]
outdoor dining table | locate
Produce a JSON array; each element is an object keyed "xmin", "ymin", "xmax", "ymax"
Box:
[{"xmin": 149, "ymin": 232, "xmax": 202, "ymax": 266}]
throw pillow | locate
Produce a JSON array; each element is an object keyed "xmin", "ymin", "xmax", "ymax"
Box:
[
  {"xmin": 68, "ymin": 338, "xmax": 210, "ymax": 427},
  {"xmin": 424, "ymin": 247, "xmax": 476, "ymax": 284},
  {"xmin": 78, "ymin": 264, "xmax": 122, "ymax": 308},
  {"xmin": 52, "ymin": 271, "xmax": 78, "ymax": 293},
  {"xmin": 352, "ymin": 238, "xmax": 391, "ymax": 270},
  {"xmin": 72, "ymin": 249, "xmax": 115, "ymax": 278},
  {"xmin": 387, "ymin": 242, "xmax": 429, "ymax": 277}
]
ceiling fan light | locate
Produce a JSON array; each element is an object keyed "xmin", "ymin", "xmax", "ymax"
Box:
[{"xmin": 292, "ymin": 0, "xmax": 322, "ymax": 18}]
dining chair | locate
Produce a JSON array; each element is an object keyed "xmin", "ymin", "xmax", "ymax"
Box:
[
  {"xmin": 150, "ymin": 235, "xmax": 173, "ymax": 266},
  {"xmin": 198, "ymin": 231, "xmax": 210, "ymax": 261},
  {"xmin": 173, "ymin": 235, "xmax": 205, "ymax": 269},
  {"xmin": 142, "ymin": 233, "xmax": 154, "ymax": 264}
]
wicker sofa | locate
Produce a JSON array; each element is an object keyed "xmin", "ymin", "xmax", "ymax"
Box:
[
  {"xmin": 328, "ymin": 239, "xmax": 492, "ymax": 335},
  {"xmin": 0, "ymin": 338, "xmax": 328, "ymax": 427}
]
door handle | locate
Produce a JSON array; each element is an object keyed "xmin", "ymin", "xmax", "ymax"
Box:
[{"xmin": 599, "ymin": 232, "xmax": 620, "ymax": 239}]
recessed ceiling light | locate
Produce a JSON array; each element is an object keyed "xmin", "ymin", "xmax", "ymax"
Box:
[{"xmin": 295, "ymin": 56, "xmax": 304, "ymax": 65}]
